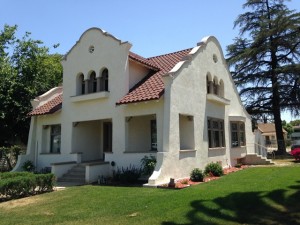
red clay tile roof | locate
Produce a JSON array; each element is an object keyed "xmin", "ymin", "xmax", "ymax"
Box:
[
  {"xmin": 28, "ymin": 93, "xmax": 62, "ymax": 116},
  {"xmin": 116, "ymin": 48, "xmax": 192, "ymax": 105},
  {"xmin": 129, "ymin": 52, "xmax": 160, "ymax": 71}
]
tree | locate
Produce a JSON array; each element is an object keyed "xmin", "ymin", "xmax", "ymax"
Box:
[
  {"xmin": 227, "ymin": 0, "xmax": 300, "ymax": 154},
  {"xmin": 0, "ymin": 25, "xmax": 62, "ymax": 146}
]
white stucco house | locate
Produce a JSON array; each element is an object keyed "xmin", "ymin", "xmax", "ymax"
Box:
[{"xmin": 14, "ymin": 27, "xmax": 262, "ymax": 185}]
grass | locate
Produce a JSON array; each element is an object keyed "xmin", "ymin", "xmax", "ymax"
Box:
[{"xmin": 1, "ymin": 165, "xmax": 300, "ymax": 225}]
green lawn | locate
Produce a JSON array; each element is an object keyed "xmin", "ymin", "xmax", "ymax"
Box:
[{"xmin": 1, "ymin": 166, "xmax": 300, "ymax": 225}]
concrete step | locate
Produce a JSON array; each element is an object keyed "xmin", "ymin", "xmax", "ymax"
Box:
[
  {"xmin": 242, "ymin": 153, "xmax": 274, "ymax": 165},
  {"xmin": 58, "ymin": 164, "xmax": 86, "ymax": 184}
]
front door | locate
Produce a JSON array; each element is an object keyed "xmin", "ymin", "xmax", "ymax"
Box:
[{"xmin": 103, "ymin": 122, "xmax": 112, "ymax": 153}]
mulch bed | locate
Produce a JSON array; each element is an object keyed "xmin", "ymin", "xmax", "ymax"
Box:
[{"xmin": 157, "ymin": 165, "xmax": 247, "ymax": 189}]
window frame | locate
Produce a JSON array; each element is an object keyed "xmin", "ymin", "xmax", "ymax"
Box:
[
  {"xmin": 207, "ymin": 117, "xmax": 225, "ymax": 148},
  {"xmin": 230, "ymin": 121, "xmax": 246, "ymax": 148}
]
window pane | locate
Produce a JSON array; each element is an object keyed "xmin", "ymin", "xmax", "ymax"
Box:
[
  {"xmin": 50, "ymin": 125, "xmax": 61, "ymax": 153},
  {"xmin": 231, "ymin": 123, "xmax": 237, "ymax": 131},
  {"xmin": 213, "ymin": 121, "xmax": 219, "ymax": 129},
  {"xmin": 151, "ymin": 120, "xmax": 157, "ymax": 150},
  {"xmin": 214, "ymin": 131, "xmax": 220, "ymax": 147},
  {"xmin": 231, "ymin": 131, "xmax": 238, "ymax": 147},
  {"xmin": 208, "ymin": 130, "xmax": 212, "ymax": 148},
  {"xmin": 240, "ymin": 132, "xmax": 245, "ymax": 146}
]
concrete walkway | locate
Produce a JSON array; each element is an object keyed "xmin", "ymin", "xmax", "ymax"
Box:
[{"xmin": 54, "ymin": 181, "xmax": 85, "ymax": 190}]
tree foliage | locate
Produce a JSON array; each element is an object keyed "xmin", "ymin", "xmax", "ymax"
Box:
[
  {"xmin": 227, "ymin": 0, "xmax": 300, "ymax": 154},
  {"xmin": 0, "ymin": 25, "xmax": 62, "ymax": 146}
]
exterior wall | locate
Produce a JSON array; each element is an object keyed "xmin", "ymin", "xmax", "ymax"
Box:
[
  {"xmin": 128, "ymin": 61, "xmax": 150, "ymax": 89},
  {"xmin": 72, "ymin": 120, "xmax": 102, "ymax": 161},
  {"xmin": 127, "ymin": 114, "xmax": 155, "ymax": 152},
  {"xmin": 149, "ymin": 37, "xmax": 253, "ymax": 185}
]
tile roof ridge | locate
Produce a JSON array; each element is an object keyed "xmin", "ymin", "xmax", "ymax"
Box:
[{"xmin": 147, "ymin": 47, "xmax": 193, "ymax": 60}]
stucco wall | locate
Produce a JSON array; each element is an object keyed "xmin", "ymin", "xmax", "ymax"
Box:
[{"xmin": 149, "ymin": 37, "xmax": 254, "ymax": 184}]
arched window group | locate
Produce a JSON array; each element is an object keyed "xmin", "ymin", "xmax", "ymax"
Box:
[
  {"xmin": 206, "ymin": 74, "xmax": 224, "ymax": 98},
  {"xmin": 77, "ymin": 68, "xmax": 109, "ymax": 95}
]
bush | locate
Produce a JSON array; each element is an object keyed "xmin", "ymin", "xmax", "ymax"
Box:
[
  {"xmin": 140, "ymin": 155, "xmax": 156, "ymax": 176},
  {"xmin": 113, "ymin": 165, "xmax": 142, "ymax": 184},
  {"xmin": 190, "ymin": 168, "xmax": 204, "ymax": 182},
  {"xmin": 22, "ymin": 160, "xmax": 35, "ymax": 172},
  {"xmin": 204, "ymin": 162, "xmax": 223, "ymax": 177},
  {"xmin": 0, "ymin": 172, "xmax": 55, "ymax": 200}
]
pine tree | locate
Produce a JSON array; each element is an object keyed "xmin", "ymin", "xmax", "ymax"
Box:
[{"xmin": 227, "ymin": 0, "xmax": 300, "ymax": 154}]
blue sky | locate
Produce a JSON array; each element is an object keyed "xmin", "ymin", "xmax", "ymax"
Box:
[{"xmin": 1, "ymin": 0, "xmax": 299, "ymax": 121}]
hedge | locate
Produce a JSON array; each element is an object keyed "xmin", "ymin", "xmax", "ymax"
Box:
[{"xmin": 0, "ymin": 172, "xmax": 55, "ymax": 200}]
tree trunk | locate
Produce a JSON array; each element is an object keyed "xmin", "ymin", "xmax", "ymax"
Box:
[{"xmin": 271, "ymin": 73, "xmax": 286, "ymax": 155}]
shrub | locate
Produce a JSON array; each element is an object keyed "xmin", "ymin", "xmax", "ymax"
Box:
[
  {"xmin": 0, "ymin": 172, "xmax": 55, "ymax": 200},
  {"xmin": 113, "ymin": 165, "xmax": 142, "ymax": 184},
  {"xmin": 22, "ymin": 160, "xmax": 35, "ymax": 172},
  {"xmin": 204, "ymin": 162, "xmax": 223, "ymax": 177},
  {"xmin": 140, "ymin": 155, "xmax": 157, "ymax": 175},
  {"xmin": 190, "ymin": 168, "xmax": 204, "ymax": 182}
]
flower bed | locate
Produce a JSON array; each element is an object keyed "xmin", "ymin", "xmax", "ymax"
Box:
[{"xmin": 157, "ymin": 165, "xmax": 247, "ymax": 189}]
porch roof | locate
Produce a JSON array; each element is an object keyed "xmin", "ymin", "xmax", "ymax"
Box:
[{"xmin": 28, "ymin": 93, "xmax": 62, "ymax": 116}]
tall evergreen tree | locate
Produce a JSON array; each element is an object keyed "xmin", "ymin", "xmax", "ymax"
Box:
[{"xmin": 227, "ymin": 0, "xmax": 300, "ymax": 154}]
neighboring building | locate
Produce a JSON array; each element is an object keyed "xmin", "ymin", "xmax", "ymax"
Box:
[
  {"xmin": 14, "ymin": 27, "xmax": 259, "ymax": 185},
  {"xmin": 254, "ymin": 123, "xmax": 287, "ymax": 154}
]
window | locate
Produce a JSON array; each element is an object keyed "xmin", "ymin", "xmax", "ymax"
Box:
[
  {"xmin": 151, "ymin": 120, "xmax": 157, "ymax": 150},
  {"xmin": 79, "ymin": 74, "xmax": 85, "ymax": 95},
  {"xmin": 103, "ymin": 122, "xmax": 112, "ymax": 152},
  {"xmin": 213, "ymin": 78, "xmax": 219, "ymax": 95},
  {"xmin": 89, "ymin": 71, "xmax": 97, "ymax": 93},
  {"xmin": 101, "ymin": 69, "xmax": 109, "ymax": 91},
  {"xmin": 231, "ymin": 122, "xmax": 245, "ymax": 147},
  {"xmin": 208, "ymin": 118, "xmax": 225, "ymax": 148},
  {"xmin": 207, "ymin": 76, "xmax": 210, "ymax": 94},
  {"xmin": 50, "ymin": 125, "xmax": 61, "ymax": 153}
]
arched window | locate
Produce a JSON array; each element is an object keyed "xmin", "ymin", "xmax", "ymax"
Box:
[
  {"xmin": 101, "ymin": 69, "xmax": 109, "ymax": 91},
  {"xmin": 78, "ymin": 73, "xmax": 85, "ymax": 95},
  {"xmin": 207, "ymin": 76, "xmax": 210, "ymax": 94},
  {"xmin": 206, "ymin": 73, "xmax": 213, "ymax": 94},
  {"xmin": 219, "ymin": 79, "xmax": 224, "ymax": 97},
  {"xmin": 213, "ymin": 77, "xmax": 219, "ymax": 95},
  {"xmin": 89, "ymin": 71, "xmax": 97, "ymax": 93}
]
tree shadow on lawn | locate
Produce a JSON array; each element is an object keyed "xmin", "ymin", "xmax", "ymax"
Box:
[{"xmin": 162, "ymin": 181, "xmax": 300, "ymax": 225}]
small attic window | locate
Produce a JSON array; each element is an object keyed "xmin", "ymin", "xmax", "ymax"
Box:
[
  {"xmin": 213, "ymin": 54, "xmax": 218, "ymax": 63},
  {"xmin": 89, "ymin": 45, "xmax": 95, "ymax": 53}
]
